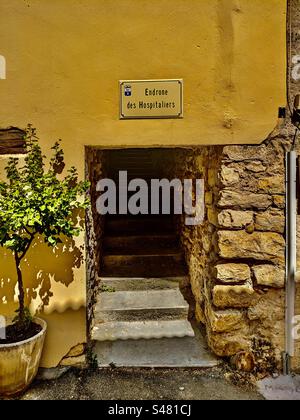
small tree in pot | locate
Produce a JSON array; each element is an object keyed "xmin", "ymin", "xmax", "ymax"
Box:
[{"xmin": 0, "ymin": 126, "xmax": 89, "ymax": 395}]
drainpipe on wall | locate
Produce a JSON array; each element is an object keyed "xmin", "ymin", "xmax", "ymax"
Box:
[{"xmin": 284, "ymin": 150, "xmax": 297, "ymax": 374}]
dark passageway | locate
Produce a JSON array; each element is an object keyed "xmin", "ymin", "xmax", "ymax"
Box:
[
  {"xmin": 101, "ymin": 149, "xmax": 187, "ymax": 277},
  {"xmin": 88, "ymin": 147, "xmax": 218, "ymax": 368}
]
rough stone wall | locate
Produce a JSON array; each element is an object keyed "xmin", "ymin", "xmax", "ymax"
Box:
[
  {"xmin": 289, "ymin": 0, "xmax": 300, "ymax": 372},
  {"xmin": 213, "ymin": 137, "xmax": 288, "ymax": 366},
  {"xmin": 173, "ymin": 133, "xmax": 293, "ymax": 369},
  {"xmin": 85, "ymin": 148, "xmax": 105, "ymax": 337}
]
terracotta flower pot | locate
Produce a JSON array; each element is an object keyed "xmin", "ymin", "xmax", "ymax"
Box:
[{"xmin": 0, "ymin": 318, "xmax": 47, "ymax": 396}]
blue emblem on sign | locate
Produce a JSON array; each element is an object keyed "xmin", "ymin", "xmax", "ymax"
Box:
[{"xmin": 124, "ymin": 85, "xmax": 132, "ymax": 96}]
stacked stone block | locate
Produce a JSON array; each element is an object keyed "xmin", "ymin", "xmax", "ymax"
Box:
[
  {"xmin": 85, "ymin": 148, "xmax": 106, "ymax": 332},
  {"xmin": 173, "ymin": 137, "xmax": 290, "ymax": 367}
]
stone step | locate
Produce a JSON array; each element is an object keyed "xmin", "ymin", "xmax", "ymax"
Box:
[
  {"xmin": 99, "ymin": 276, "xmax": 187, "ymax": 291},
  {"xmin": 106, "ymin": 217, "xmax": 174, "ymax": 235},
  {"xmin": 110, "ymin": 173, "xmax": 158, "ymax": 179},
  {"xmin": 104, "ymin": 235, "xmax": 179, "ymax": 254},
  {"xmin": 93, "ymin": 327, "xmax": 221, "ymax": 368},
  {"xmin": 109, "ymin": 167, "xmax": 158, "ymax": 174},
  {"xmin": 92, "ymin": 319, "xmax": 195, "ymax": 341},
  {"xmin": 108, "ymin": 157, "xmax": 156, "ymax": 164},
  {"xmin": 109, "ymin": 160, "xmax": 157, "ymax": 164},
  {"xmin": 94, "ymin": 289, "xmax": 189, "ymax": 322},
  {"xmin": 108, "ymin": 162, "xmax": 157, "ymax": 168},
  {"xmin": 102, "ymin": 254, "xmax": 186, "ymax": 277}
]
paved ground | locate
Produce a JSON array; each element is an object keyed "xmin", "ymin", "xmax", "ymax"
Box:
[
  {"xmin": 257, "ymin": 375, "xmax": 300, "ymax": 400},
  {"xmin": 13, "ymin": 367, "xmax": 264, "ymax": 400}
]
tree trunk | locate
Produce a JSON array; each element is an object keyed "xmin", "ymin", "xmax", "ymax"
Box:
[{"xmin": 14, "ymin": 252, "xmax": 25, "ymax": 322}]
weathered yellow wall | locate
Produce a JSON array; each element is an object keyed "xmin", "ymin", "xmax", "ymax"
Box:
[
  {"xmin": 0, "ymin": 156, "xmax": 86, "ymax": 367},
  {"xmin": 0, "ymin": 0, "xmax": 286, "ymax": 151},
  {"xmin": 0, "ymin": 0, "xmax": 286, "ymax": 367}
]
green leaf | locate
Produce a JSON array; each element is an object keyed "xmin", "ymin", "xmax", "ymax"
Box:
[
  {"xmin": 4, "ymin": 239, "xmax": 16, "ymax": 248},
  {"xmin": 0, "ymin": 125, "xmax": 90, "ymax": 258}
]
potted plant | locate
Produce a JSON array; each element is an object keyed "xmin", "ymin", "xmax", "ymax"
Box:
[{"xmin": 0, "ymin": 125, "xmax": 89, "ymax": 396}]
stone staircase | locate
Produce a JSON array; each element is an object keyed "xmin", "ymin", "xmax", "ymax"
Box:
[
  {"xmin": 101, "ymin": 216, "xmax": 186, "ymax": 278},
  {"xmin": 92, "ymin": 215, "xmax": 218, "ymax": 367},
  {"xmin": 93, "ymin": 278, "xmax": 193, "ymax": 340},
  {"xmin": 91, "ymin": 150, "xmax": 219, "ymax": 367}
]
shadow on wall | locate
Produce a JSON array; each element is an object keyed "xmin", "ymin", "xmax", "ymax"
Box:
[{"xmin": 0, "ymin": 234, "xmax": 85, "ymax": 316}]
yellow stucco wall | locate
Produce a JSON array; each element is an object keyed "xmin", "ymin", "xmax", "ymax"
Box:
[{"xmin": 0, "ymin": 0, "xmax": 286, "ymax": 367}]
